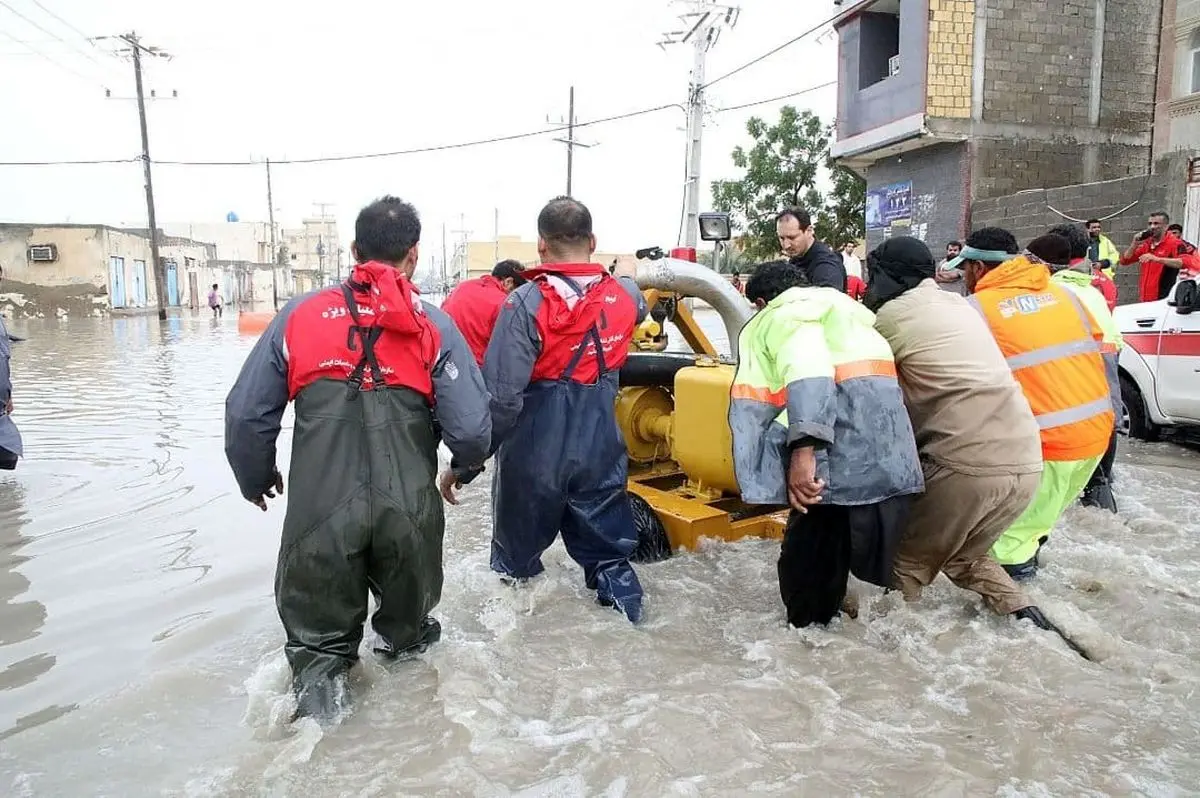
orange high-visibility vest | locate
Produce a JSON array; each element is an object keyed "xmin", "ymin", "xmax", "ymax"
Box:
[{"xmin": 970, "ymin": 258, "xmax": 1113, "ymax": 462}]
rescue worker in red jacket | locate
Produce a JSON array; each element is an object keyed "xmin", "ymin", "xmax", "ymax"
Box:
[
  {"xmin": 441, "ymin": 259, "xmax": 527, "ymax": 365},
  {"xmin": 1120, "ymin": 211, "xmax": 1200, "ymax": 302},
  {"xmin": 440, "ymin": 197, "xmax": 649, "ymax": 623},
  {"xmin": 225, "ymin": 196, "xmax": 491, "ymax": 723}
]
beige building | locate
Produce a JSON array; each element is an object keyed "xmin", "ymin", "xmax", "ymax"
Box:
[
  {"xmin": 0, "ymin": 223, "xmax": 286, "ymax": 316},
  {"xmin": 448, "ymin": 235, "xmax": 627, "ymax": 283},
  {"xmin": 282, "ymin": 216, "xmax": 341, "ymax": 294}
]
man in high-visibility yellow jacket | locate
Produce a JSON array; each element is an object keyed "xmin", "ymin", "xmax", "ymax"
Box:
[
  {"xmin": 1045, "ymin": 224, "xmax": 1124, "ymax": 513},
  {"xmin": 730, "ymin": 260, "xmax": 924, "ymax": 628},
  {"xmin": 951, "ymin": 227, "xmax": 1114, "ymax": 579},
  {"xmin": 1086, "ymin": 218, "xmax": 1120, "ymax": 280}
]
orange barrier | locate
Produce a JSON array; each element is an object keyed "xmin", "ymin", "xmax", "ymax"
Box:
[{"xmin": 237, "ymin": 311, "xmax": 276, "ymax": 335}]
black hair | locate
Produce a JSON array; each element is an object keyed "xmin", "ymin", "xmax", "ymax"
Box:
[
  {"xmin": 775, "ymin": 207, "xmax": 813, "ymax": 229},
  {"xmin": 354, "ymin": 195, "xmax": 421, "ymax": 263},
  {"xmin": 1026, "ymin": 234, "xmax": 1071, "ymax": 266},
  {"xmin": 1047, "ymin": 223, "xmax": 1090, "ymax": 260},
  {"xmin": 947, "ymin": 240, "xmax": 963, "ymax": 249},
  {"xmin": 537, "ymin": 196, "xmax": 592, "ymax": 249},
  {"xmin": 492, "ymin": 259, "xmax": 526, "ymax": 283},
  {"xmin": 965, "ymin": 226, "xmax": 1019, "ymax": 255},
  {"xmin": 1086, "ymin": 218, "xmax": 1101, "ymax": 226},
  {"xmin": 1168, "ymin": 223, "xmax": 1183, "ymax": 233},
  {"xmin": 745, "ymin": 260, "xmax": 810, "ymax": 304},
  {"xmin": 1151, "ymin": 210, "xmax": 1170, "ymax": 223},
  {"xmin": 212, "ymin": 283, "xmax": 218, "ymax": 289}
]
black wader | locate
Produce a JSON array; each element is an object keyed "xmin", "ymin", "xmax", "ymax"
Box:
[{"xmin": 277, "ymin": 286, "xmax": 444, "ymax": 719}]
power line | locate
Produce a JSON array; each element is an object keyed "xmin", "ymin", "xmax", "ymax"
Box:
[
  {"xmin": 712, "ymin": 80, "xmax": 836, "ymax": 113},
  {"xmin": 25, "ymin": 0, "xmax": 104, "ymax": 47},
  {"xmin": 0, "ymin": 80, "xmax": 837, "ymax": 168},
  {"xmin": 0, "ymin": 26, "xmax": 105, "ymax": 88},
  {"xmin": 700, "ymin": 8, "xmax": 843, "ymax": 90},
  {"xmin": 153, "ymin": 102, "xmax": 682, "ymax": 166},
  {"xmin": 0, "ymin": 0, "xmax": 113, "ymax": 72}
]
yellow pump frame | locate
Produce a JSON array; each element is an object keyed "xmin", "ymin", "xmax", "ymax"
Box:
[{"xmin": 622, "ymin": 289, "xmax": 787, "ymax": 552}]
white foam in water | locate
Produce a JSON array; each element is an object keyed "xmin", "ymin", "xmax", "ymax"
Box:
[{"xmin": 3, "ymin": 315, "xmax": 1200, "ymax": 795}]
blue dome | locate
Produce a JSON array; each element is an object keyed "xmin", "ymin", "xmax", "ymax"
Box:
[{"xmin": 226, "ymin": 212, "xmax": 239, "ymax": 222}]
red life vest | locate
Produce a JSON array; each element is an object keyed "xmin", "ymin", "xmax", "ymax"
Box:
[
  {"xmin": 441, "ymin": 275, "xmax": 507, "ymax": 365},
  {"xmin": 284, "ymin": 261, "xmax": 441, "ymax": 401},
  {"xmin": 520, "ymin": 263, "xmax": 638, "ymax": 384}
]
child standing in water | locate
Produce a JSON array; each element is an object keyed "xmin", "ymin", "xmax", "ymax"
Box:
[{"xmin": 207, "ymin": 283, "xmax": 223, "ymax": 318}]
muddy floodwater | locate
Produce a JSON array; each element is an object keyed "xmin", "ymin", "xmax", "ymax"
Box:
[{"xmin": 1, "ymin": 307, "xmax": 1199, "ymax": 797}]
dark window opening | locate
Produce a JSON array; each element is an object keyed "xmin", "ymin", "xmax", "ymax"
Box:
[{"xmin": 858, "ymin": 4, "xmax": 901, "ymax": 91}]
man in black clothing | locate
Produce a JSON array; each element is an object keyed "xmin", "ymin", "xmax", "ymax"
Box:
[{"xmin": 775, "ymin": 207, "xmax": 847, "ymax": 292}]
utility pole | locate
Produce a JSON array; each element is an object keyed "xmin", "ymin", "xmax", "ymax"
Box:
[
  {"xmin": 312, "ymin": 202, "xmax": 335, "ymax": 287},
  {"xmin": 659, "ymin": 2, "xmax": 740, "ymax": 249},
  {"xmin": 266, "ymin": 158, "xmax": 278, "ymax": 310},
  {"xmin": 109, "ymin": 32, "xmax": 174, "ymax": 319},
  {"xmin": 549, "ymin": 86, "xmax": 595, "ymax": 196},
  {"xmin": 441, "ymin": 222, "xmax": 448, "ymax": 292},
  {"xmin": 451, "ymin": 213, "xmax": 471, "ymax": 283}
]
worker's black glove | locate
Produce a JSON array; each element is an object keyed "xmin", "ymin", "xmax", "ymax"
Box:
[{"xmin": 450, "ymin": 457, "xmax": 485, "ymax": 485}]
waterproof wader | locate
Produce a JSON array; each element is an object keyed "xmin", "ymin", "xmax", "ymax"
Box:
[
  {"xmin": 1081, "ymin": 431, "xmax": 1118, "ymax": 512},
  {"xmin": 778, "ymin": 495, "xmax": 911, "ymax": 628},
  {"xmin": 277, "ymin": 287, "xmax": 444, "ymax": 717},
  {"xmin": 990, "ymin": 455, "xmax": 1101, "ymax": 575},
  {"xmin": 491, "ymin": 325, "xmax": 644, "ymax": 621}
]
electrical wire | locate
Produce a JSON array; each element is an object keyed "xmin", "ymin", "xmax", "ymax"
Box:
[
  {"xmin": 0, "ymin": 80, "xmax": 837, "ymax": 168},
  {"xmin": 0, "ymin": 26, "xmax": 105, "ymax": 89},
  {"xmin": 712, "ymin": 81, "xmax": 836, "ymax": 113},
  {"xmin": 152, "ymin": 102, "xmax": 684, "ymax": 166},
  {"xmin": 699, "ymin": 7, "xmax": 845, "ymax": 91},
  {"xmin": 25, "ymin": 0, "xmax": 106, "ymax": 49},
  {"xmin": 0, "ymin": 0, "xmax": 113, "ymax": 71}
]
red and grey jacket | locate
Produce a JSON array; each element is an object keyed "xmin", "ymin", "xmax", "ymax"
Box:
[
  {"xmin": 441, "ymin": 275, "xmax": 509, "ymax": 366},
  {"xmin": 481, "ymin": 263, "xmax": 648, "ymax": 451},
  {"xmin": 224, "ymin": 261, "xmax": 492, "ymax": 501}
]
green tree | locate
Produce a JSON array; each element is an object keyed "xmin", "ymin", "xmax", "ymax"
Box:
[{"xmin": 711, "ymin": 106, "xmax": 865, "ymax": 262}]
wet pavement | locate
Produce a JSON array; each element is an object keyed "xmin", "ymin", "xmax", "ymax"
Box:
[{"xmin": 1, "ymin": 308, "xmax": 1199, "ymax": 796}]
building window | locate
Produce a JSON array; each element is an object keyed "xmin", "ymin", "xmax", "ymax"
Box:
[
  {"xmin": 858, "ymin": 0, "xmax": 901, "ymax": 91},
  {"xmin": 1192, "ymin": 48, "xmax": 1200, "ymax": 94}
]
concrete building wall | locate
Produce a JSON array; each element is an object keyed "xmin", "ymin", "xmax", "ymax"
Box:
[
  {"xmin": 964, "ymin": 0, "xmax": 1159, "ymax": 199},
  {"xmin": 970, "ymin": 172, "xmax": 1174, "ymax": 304},
  {"xmin": 926, "ymin": 0, "xmax": 973, "ymax": 119},
  {"xmin": 161, "ymin": 221, "xmax": 273, "ymax": 264},
  {"xmin": 282, "ymin": 217, "xmax": 340, "ymax": 276},
  {"xmin": 863, "ymin": 142, "xmax": 970, "ymax": 252},
  {"xmin": 456, "ymin": 236, "xmax": 628, "ymax": 281},
  {"xmin": 836, "ymin": 0, "xmax": 928, "ymax": 139},
  {"xmin": 1158, "ymin": 1, "xmax": 1200, "ymax": 155}
]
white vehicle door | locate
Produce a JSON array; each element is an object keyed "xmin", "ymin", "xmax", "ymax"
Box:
[{"xmin": 1154, "ymin": 282, "xmax": 1200, "ymax": 422}]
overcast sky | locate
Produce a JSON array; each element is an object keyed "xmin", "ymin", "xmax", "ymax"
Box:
[{"xmin": 0, "ymin": 0, "xmax": 839, "ymax": 270}]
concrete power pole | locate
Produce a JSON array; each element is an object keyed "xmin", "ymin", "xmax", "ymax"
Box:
[
  {"xmin": 265, "ymin": 158, "xmax": 279, "ymax": 310},
  {"xmin": 441, "ymin": 222, "xmax": 448, "ymax": 292},
  {"xmin": 659, "ymin": 2, "xmax": 740, "ymax": 249},
  {"xmin": 451, "ymin": 214, "xmax": 471, "ymax": 283},
  {"xmin": 550, "ymin": 86, "xmax": 595, "ymax": 197},
  {"xmin": 111, "ymin": 32, "xmax": 173, "ymax": 319}
]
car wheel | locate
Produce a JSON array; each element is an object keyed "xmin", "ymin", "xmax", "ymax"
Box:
[{"xmin": 1120, "ymin": 373, "xmax": 1161, "ymax": 441}]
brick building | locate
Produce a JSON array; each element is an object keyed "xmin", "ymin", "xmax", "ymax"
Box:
[{"xmin": 831, "ymin": 0, "xmax": 1166, "ymax": 253}]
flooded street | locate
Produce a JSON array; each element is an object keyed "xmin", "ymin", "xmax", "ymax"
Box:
[{"xmin": 2, "ymin": 308, "xmax": 1199, "ymax": 797}]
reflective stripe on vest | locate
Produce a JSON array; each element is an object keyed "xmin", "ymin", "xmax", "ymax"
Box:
[
  {"xmin": 730, "ymin": 358, "xmax": 897, "ymax": 406},
  {"xmin": 1034, "ymin": 396, "xmax": 1112, "ymax": 430}
]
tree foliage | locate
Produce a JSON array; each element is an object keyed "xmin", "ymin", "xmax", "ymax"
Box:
[{"xmin": 710, "ymin": 106, "xmax": 866, "ymax": 262}]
